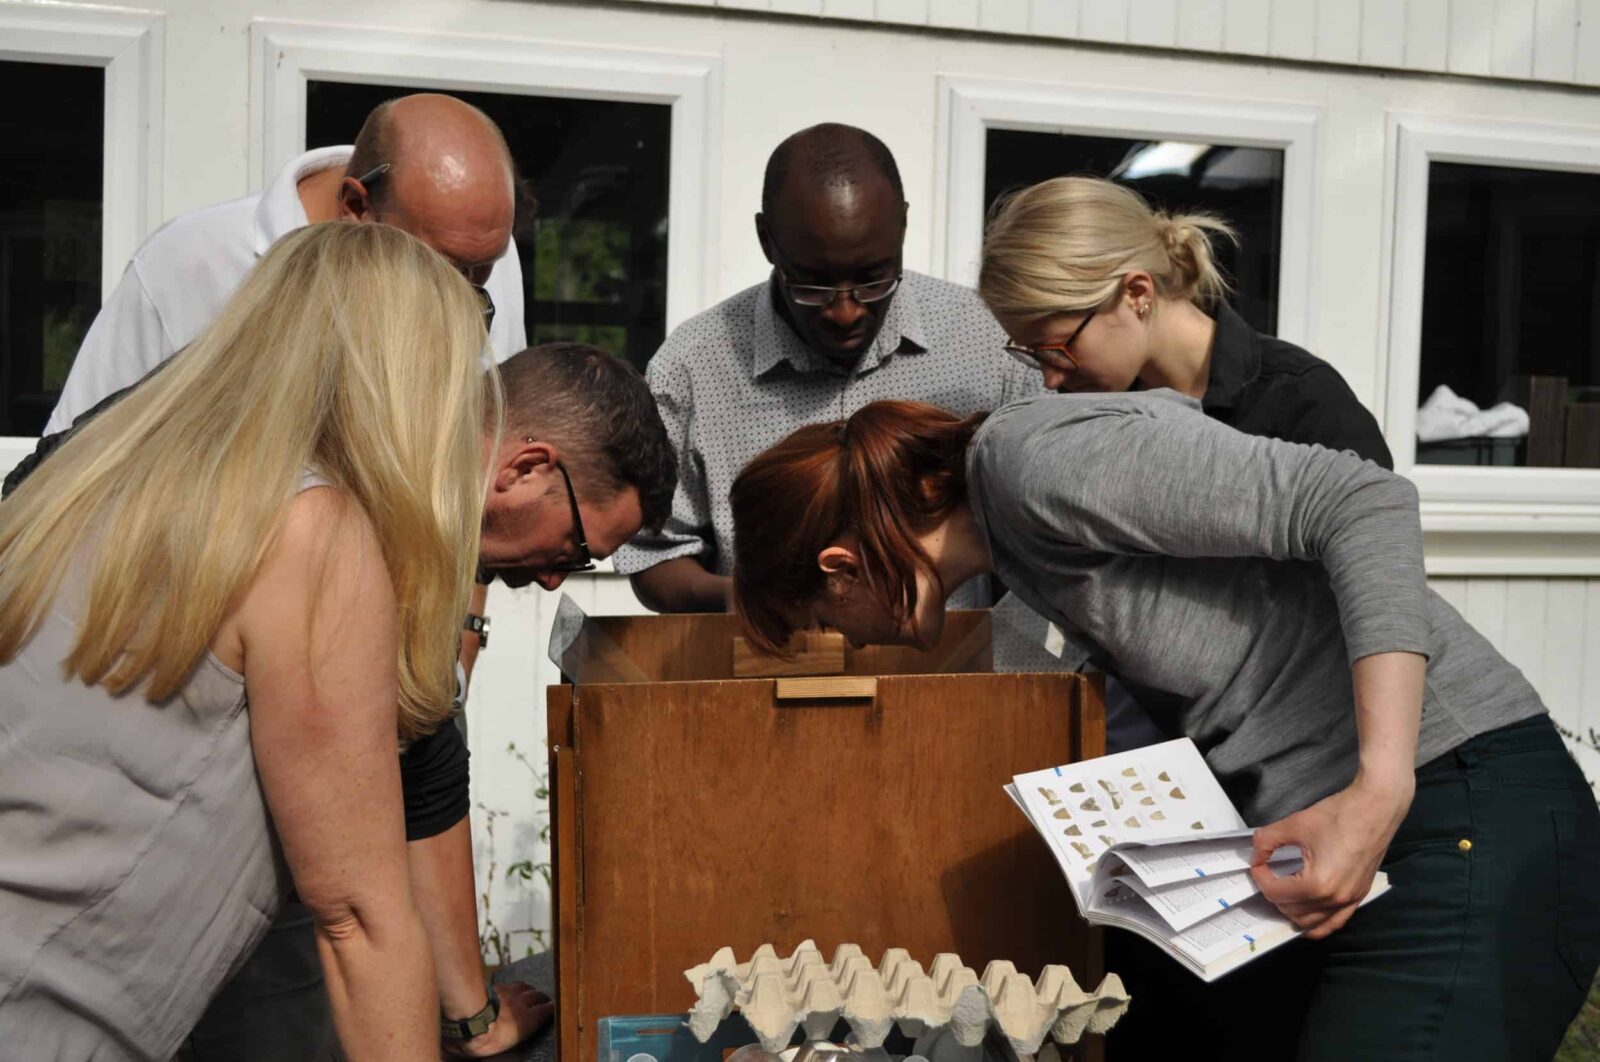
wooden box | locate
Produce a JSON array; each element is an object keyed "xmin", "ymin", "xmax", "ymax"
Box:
[{"xmin": 547, "ymin": 611, "xmax": 1106, "ymax": 1061}]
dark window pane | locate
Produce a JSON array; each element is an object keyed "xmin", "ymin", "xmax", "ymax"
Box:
[
  {"xmin": 306, "ymin": 83, "xmax": 671, "ymax": 371},
  {"xmin": 0, "ymin": 60, "xmax": 103, "ymax": 436},
  {"xmin": 984, "ymin": 130, "xmax": 1284, "ymax": 335},
  {"xmin": 1418, "ymin": 162, "xmax": 1600, "ymax": 467}
]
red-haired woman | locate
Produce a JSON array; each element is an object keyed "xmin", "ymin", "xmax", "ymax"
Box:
[{"xmin": 730, "ymin": 393, "xmax": 1600, "ymax": 1062}]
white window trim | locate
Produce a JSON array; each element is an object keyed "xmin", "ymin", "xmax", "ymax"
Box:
[
  {"xmin": 934, "ymin": 76, "xmax": 1320, "ymax": 349},
  {"xmin": 1380, "ymin": 113, "xmax": 1600, "ymax": 550},
  {"xmin": 0, "ymin": 1, "xmax": 164, "ymax": 464},
  {"xmin": 249, "ymin": 19, "xmax": 720, "ymax": 337}
]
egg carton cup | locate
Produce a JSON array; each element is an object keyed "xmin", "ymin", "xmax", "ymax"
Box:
[{"xmin": 683, "ymin": 941, "xmax": 1129, "ymax": 1057}]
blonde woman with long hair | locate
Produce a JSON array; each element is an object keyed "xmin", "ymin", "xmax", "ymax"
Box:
[
  {"xmin": 981, "ymin": 175, "xmax": 1390, "ymax": 466},
  {"xmin": 0, "ymin": 222, "xmax": 494, "ymax": 1061}
]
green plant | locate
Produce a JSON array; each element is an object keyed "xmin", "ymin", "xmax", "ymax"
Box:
[{"xmin": 477, "ymin": 742, "xmax": 553, "ymax": 967}]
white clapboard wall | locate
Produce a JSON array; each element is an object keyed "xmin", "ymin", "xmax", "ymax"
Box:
[{"xmin": 620, "ymin": 0, "xmax": 1600, "ymax": 87}]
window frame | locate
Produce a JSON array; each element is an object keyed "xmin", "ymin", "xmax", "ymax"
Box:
[
  {"xmin": 249, "ymin": 19, "xmax": 720, "ymax": 338},
  {"xmin": 0, "ymin": 1, "xmax": 164, "ymax": 458},
  {"xmin": 933, "ymin": 75, "xmax": 1321, "ymax": 347},
  {"xmin": 1381, "ymin": 113, "xmax": 1600, "ymax": 540}
]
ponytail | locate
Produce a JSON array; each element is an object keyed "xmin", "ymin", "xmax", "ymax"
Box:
[
  {"xmin": 731, "ymin": 401, "xmax": 985, "ymax": 655},
  {"xmin": 980, "ymin": 175, "xmax": 1238, "ymax": 330}
]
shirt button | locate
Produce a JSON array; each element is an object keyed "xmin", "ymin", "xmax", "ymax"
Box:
[{"xmin": 1458, "ymin": 838, "xmax": 1473, "ymax": 852}]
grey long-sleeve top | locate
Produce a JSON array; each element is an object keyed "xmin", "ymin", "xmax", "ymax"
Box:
[{"xmin": 968, "ymin": 390, "xmax": 1545, "ymax": 824}]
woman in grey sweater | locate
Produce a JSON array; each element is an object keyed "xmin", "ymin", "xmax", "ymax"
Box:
[{"xmin": 729, "ymin": 393, "xmax": 1600, "ymax": 1060}]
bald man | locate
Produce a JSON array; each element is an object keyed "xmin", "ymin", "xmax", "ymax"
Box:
[
  {"xmin": 613, "ymin": 123, "xmax": 1041, "ymax": 612},
  {"xmin": 41, "ymin": 96, "xmax": 545, "ymax": 1060},
  {"xmin": 44, "ymin": 93, "xmax": 526, "ymax": 432}
]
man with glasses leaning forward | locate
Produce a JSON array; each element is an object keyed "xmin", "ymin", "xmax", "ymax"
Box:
[
  {"xmin": 615, "ymin": 122, "xmax": 1041, "ymax": 614},
  {"xmin": 26, "ymin": 93, "xmax": 552, "ymax": 1060}
]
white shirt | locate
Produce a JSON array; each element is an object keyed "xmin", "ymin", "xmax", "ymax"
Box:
[{"xmin": 45, "ymin": 146, "xmax": 527, "ymax": 434}]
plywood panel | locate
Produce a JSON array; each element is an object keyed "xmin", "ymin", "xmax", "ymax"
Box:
[
  {"xmin": 1315, "ymin": 0, "xmax": 1361, "ymax": 61},
  {"xmin": 1360, "ymin": 0, "xmax": 1407, "ymax": 65},
  {"xmin": 1081, "ymin": 0, "xmax": 1132, "ymax": 41},
  {"xmin": 1129, "ymin": 0, "xmax": 1180, "ymax": 46},
  {"xmin": 1269, "ymin": 0, "xmax": 1317, "ymax": 58},
  {"xmin": 1029, "ymin": 0, "xmax": 1082, "ymax": 36},
  {"xmin": 981, "ymin": 0, "xmax": 1032, "ymax": 32},
  {"xmin": 560, "ymin": 672, "xmax": 1101, "ymax": 1060},
  {"xmin": 1405, "ymin": 0, "xmax": 1452, "ymax": 68},
  {"xmin": 1223, "ymin": 0, "xmax": 1270, "ymax": 52},
  {"xmin": 1492, "ymin": 0, "xmax": 1538, "ymax": 76},
  {"xmin": 1449, "ymin": 0, "xmax": 1498, "ymax": 73},
  {"xmin": 1177, "ymin": 0, "xmax": 1227, "ymax": 50},
  {"xmin": 1533, "ymin": 0, "xmax": 1579, "ymax": 79},
  {"xmin": 1462, "ymin": 577, "xmax": 1509, "ymax": 652}
]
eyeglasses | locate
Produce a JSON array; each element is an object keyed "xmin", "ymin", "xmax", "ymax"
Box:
[
  {"xmin": 548, "ymin": 459, "xmax": 596, "ymax": 574},
  {"xmin": 351, "ymin": 163, "xmax": 496, "ymax": 331},
  {"xmin": 777, "ymin": 269, "xmax": 902, "ymax": 308},
  {"xmin": 1003, "ymin": 310, "xmax": 1097, "ymax": 373}
]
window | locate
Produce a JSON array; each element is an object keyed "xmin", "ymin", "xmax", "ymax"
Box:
[
  {"xmin": 305, "ymin": 83, "xmax": 672, "ymax": 371},
  {"xmin": 0, "ymin": 60, "xmax": 103, "ymax": 437},
  {"xmin": 984, "ymin": 130, "xmax": 1284, "ymax": 334},
  {"xmin": 1416, "ymin": 162, "xmax": 1600, "ymax": 469}
]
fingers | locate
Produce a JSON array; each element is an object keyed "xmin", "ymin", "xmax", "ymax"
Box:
[{"xmin": 1251, "ymin": 819, "xmax": 1298, "ymax": 867}]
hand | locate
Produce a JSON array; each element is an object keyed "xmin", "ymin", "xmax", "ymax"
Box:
[
  {"xmin": 1248, "ymin": 770, "xmax": 1415, "ymax": 940},
  {"xmin": 442, "ymin": 981, "xmax": 555, "ymax": 1059}
]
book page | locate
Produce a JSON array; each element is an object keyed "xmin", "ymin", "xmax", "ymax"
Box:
[
  {"xmin": 1103, "ymin": 868, "xmax": 1291, "ymax": 933},
  {"xmin": 1104, "ymin": 833, "xmax": 1304, "ymax": 888},
  {"xmin": 1011, "ymin": 738, "xmax": 1244, "ymax": 906}
]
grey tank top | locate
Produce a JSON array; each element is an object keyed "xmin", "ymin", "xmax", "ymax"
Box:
[{"xmin": 0, "ymin": 473, "xmax": 326, "ymax": 1060}]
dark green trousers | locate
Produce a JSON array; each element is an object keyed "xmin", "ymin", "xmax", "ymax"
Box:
[{"xmin": 1107, "ymin": 715, "xmax": 1600, "ymax": 1061}]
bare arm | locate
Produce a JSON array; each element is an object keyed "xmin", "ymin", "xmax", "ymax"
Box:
[
  {"xmin": 629, "ymin": 556, "xmax": 732, "ymax": 614},
  {"xmin": 1251, "ymin": 650, "xmax": 1423, "ymax": 938},
  {"xmin": 235, "ymin": 489, "xmax": 435, "ymax": 1061}
]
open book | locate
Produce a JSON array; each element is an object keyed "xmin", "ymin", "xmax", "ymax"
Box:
[{"xmin": 1006, "ymin": 738, "xmax": 1390, "ymax": 982}]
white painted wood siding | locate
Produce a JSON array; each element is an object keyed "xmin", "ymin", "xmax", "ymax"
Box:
[{"xmin": 616, "ymin": 0, "xmax": 1600, "ymax": 86}]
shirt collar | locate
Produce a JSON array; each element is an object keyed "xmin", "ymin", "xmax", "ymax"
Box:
[
  {"xmin": 1200, "ymin": 301, "xmax": 1262, "ymax": 411},
  {"xmin": 750, "ymin": 271, "xmax": 928, "ymax": 379},
  {"xmin": 251, "ymin": 145, "xmax": 356, "ymax": 256}
]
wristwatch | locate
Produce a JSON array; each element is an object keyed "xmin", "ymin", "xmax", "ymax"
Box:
[
  {"xmin": 464, "ymin": 613, "xmax": 490, "ymax": 649},
  {"xmin": 440, "ymin": 991, "xmax": 500, "ymax": 1041}
]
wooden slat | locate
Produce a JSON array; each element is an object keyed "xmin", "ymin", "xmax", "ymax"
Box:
[
  {"xmin": 1029, "ymin": 0, "xmax": 1082, "ymax": 35},
  {"xmin": 1360, "ymin": 0, "xmax": 1407, "ymax": 66},
  {"xmin": 1404, "ymin": 0, "xmax": 1452, "ymax": 68},
  {"xmin": 1449, "ymin": 0, "xmax": 1497, "ymax": 74},
  {"xmin": 1580, "ymin": 0, "xmax": 1600, "ymax": 83},
  {"xmin": 930, "ymin": 0, "xmax": 982, "ymax": 28},
  {"xmin": 1429, "ymin": 577, "xmax": 1469, "ymax": 613},
  {"xmin": 1533, "ymin": 0, "xmax": 1579, "ymax": 79},
  {"xmin": 1129, "ymin": 0, "xmax": 1180, "ymax": 47},
  {"xmin": 733, "ymin": 631, "xmax": 846, "ymax": 678},
  {"xmin": 1540, "ymin": 581, "xmax": 1586, "ymax": 742},
  {"xmin": 1315, "ymin": 0, "xmax": 1362, "ymax": 62},
  {"xmin": 768, "ymin": 0, "xmax": 823, "ymax": 12},
  {"xmin": 1223, "ymin": 0, "xmax": 1271, "ymax": 53},
  {"xmin": 1492, "ymin": 0, "xmax": 1538, "ymax": 77},
  {"xmin": 546, "ymin": 686, "xmax": 582, "ymax": 1062},
  {"xmin": 877, "ymin": 0, "xmax": 933, "ymax": 22},
  {"xmin": 774, "ymin": 675, "xmax": 878, "ymax": 699},
  {"xmin": 1176, "ymin": 0, "xmax": 1226, "ymax": 50},
  {"xmin": 981, "ymin": 0, "xmax": 1032, "ymax": 32},
  {"xmin": 1576, "ymin": 582, "xmax": 1600, "ymax": 785},
  {"xmin": 1269, "ymin": 0, "xmax": 1317, "ymax": 59},
  {"xmin": 1500, "ymin": 579, "xmax": 1549, "ymax": 692},
  {"xmin": 1462, "ymin": 577, "xmax": 1509, "ymax": 653},
  {"xmin": 822, "ymin": 0, "xmax": 875, "ymax": 17},
  {"xmin": 1081, "ymin": 0, "xmax": 1132, "ymax": 41}
]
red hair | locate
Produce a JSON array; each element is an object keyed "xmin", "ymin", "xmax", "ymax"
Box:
[{"xmin": 731, "ymin": 400, "xmax": 986, "ymax": 654}]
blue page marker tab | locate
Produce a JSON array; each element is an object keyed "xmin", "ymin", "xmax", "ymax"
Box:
[
  {"xmin": 1193, "ymin": 868, "xmax": 1206, "ymax": 878},
  {"xmin": 1053, "ymin": 767, "xmax": 1063, "ymax": 776},
  {"xmin": 1218, "ymin": 899, "xmax": 1230, "ymax": 909}
]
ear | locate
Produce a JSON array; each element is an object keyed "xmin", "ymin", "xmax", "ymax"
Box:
[
  {"xmin": 755, "ymin": 213, "xmax": 775, "ymax": 265},
  {"xmin": 492, "ymin": 439, "xmax": 559, "ymax": 493},
  {"xmin": 1122, "ymin": 271, "xmax": 1156, "ymax": 307},
  {"xmin": 337, "ymin": 177, "xmax": 375, "ymax": 222},
  {"xmin": 817, "ymin": 544, "xmax": 860, "ymax": 580}
]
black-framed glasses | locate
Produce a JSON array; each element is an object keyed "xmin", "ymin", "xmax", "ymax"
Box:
[
  {"xmin": 548, "ymin": 459, "xmax": 596, "ymax": 574},
  {"xmin": 777, "ymin": 268, "xmax": 902, "ymax": 308},
  {"xmin": 1003, "ymin": 310, "xmax": 1097, "ymax": 373},
  {"xmin": 351, "ymin": 162, "xmax": 496, "ymax": 331}
]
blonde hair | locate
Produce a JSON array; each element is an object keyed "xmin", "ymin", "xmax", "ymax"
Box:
[
  {"xmin": 0, "ymin": 222, "xmax": 498, "ymax": 740},
  {"xmin": 979, "ymin": 175, "xmax": 1237, "ymax": 330}
]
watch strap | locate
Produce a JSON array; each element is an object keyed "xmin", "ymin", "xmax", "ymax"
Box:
[
  {"xmin": 440, "ymin": 990, "xmax": 500, "ymax": 1041},
  {"xmin": 464, "ymin": 612, "xmax": 490, "ymax": 649}
]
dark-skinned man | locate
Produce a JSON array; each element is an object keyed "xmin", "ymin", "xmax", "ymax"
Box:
[{"xmin": 613, "ymin": 123, "xmax": 1041, "ymax": 612}]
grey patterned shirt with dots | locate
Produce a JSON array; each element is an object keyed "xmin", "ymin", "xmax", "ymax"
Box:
[{"xmin": 612, "ymin": 269, "xmax": 1042, "ymax": 608}]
